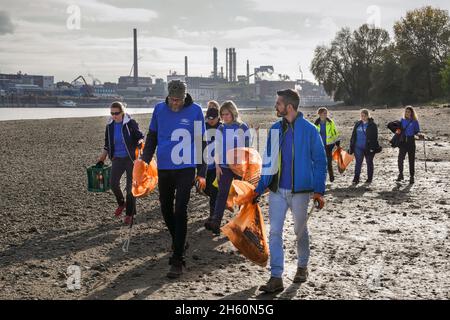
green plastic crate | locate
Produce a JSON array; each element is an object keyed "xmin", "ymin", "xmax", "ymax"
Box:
[{"xmin": 86, "ymin": 165, "xmax": 111, "ymax": 192}]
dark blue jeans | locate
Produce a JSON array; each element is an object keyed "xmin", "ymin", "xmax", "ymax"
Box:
[
  {"xmin": 212, "ymin": 167, "xmax": 241, "ymax": 224},
  {"xmin": 204, "ymin": 168, "xmax": 218, "ymax": 217},
  {"xmin": 157, "ymin": 168, "xmax": 196, "ymax": 259},
  {"xmin": 354, "ymin": 147, "xmax": 374, "ymax": 182},
  {"xmin": 111, "ymin": 157, "xmax": 136, "ymax": 216}
]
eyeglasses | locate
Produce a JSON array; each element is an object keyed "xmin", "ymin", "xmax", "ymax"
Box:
[
  {"xmin": 169, "ymin": 97, "xmax": 183, "ymax": 103},
  {"xmin": 111, "ymin": 111, "xmax": 122, "ymax": 116}
]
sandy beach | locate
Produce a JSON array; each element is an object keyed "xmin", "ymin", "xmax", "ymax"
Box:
[{"xmin": 0, "ymin": 106, "xmax": 449, "ymax": 300}]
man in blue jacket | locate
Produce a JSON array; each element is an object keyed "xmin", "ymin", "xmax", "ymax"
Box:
[
  {"xmin": 254, "ymin": 89, "xmax": 327, "ymax": 293},
  {"xmin": 142, "ymin": 80, "xmax": 206, "ymax": 279}
]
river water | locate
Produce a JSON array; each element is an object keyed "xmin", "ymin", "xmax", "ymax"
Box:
[{"xmin": 0, "ymin": 107, "xmax": 258, "ymax": 121}]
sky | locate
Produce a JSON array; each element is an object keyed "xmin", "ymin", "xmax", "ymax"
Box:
[{"xmin": 0, "ymin": 0, "xmax": 449, "ymax": 84}]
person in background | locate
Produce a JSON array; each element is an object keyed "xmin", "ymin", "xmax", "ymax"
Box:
[
  {"xmin": 142, "ymin": 80, "xmax": 206, "ymax": 278},
  {"xmin": 96, "ymin": 101, "xmax": 144, "ymax": 225},
  {"xmin": 314, "ymin": 107, "xmax": 340, "ymax": 182},
  {"xmin": 204, "ymin": 101, "xmax": 250, "ymax": 235},
  {"xmin": 253, "ymin": 89, "xmax": 327, "ymax": 293},
  {"xmin": 202, "ymin": 100, "xmax": 222, "ymax": 228},
  {"xmin": 349, "ymin": 109, "xmax": 381, "ymax": 185},
  {"xmin": 397, "ymin": 106, "xmax": 423, "ymax": 184}
]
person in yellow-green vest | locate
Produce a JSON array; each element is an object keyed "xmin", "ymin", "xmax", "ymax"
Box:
[{"xmin": 314, "ymin": 107, "xmax": 340, "ymax": 182}]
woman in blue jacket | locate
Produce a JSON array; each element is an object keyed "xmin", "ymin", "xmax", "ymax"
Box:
[
  {"xmin": 202, "ymin": 100, "xmax": 222, "ymax": 226},
  {"xmin": 349, "ymin": 109, "xmax": 381, "ymax": 185},
  {"xmin": 97, "ymin": 101, "xmax": 144, "ymax": 225},
  {"xmin": 396, "ymin": 106, "xmax": 422, "ymax": 184},
  {"xmin": 205, "ymin": 101, "xmax": 251, "ymax": 235}
]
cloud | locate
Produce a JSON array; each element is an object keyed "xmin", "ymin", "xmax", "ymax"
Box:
[
  {"xmin": 223, "ymin": 26, "xmax": 283, "ymax": 39},
  {"xmin": 0, "ymin": 11, "xmax": 14, "ymax": 34},
  {"xmin": 2, "ymin": 0, "xmax": 450, "ymax": 84},
  {"xmin": 77, "ymin": 0, "xmax": 158, "ymax": 23},
  {"xmin": 235, "ymin": 16, "xmax": 250, "ymax": 22}
]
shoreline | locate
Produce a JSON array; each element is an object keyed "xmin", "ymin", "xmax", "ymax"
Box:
[
  {"xmin": 0, "ymin": 106, "xmax": 448, "ymax": 299},
  {"xmin": 2, "ymin": 104, "xmax": 447, "ymax": 123}
]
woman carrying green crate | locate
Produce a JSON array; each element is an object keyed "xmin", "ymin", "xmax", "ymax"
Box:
[{"xmin": 96, "ymin": 101, "xmax": 144, "ymax": 225}]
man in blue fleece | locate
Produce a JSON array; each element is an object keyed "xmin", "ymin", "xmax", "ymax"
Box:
[
  {"xmin": 142, "ymin": 80, "xmax": 206, "ymax": 279},
  {"xmin": 254, "ymin": 89, "xmax": 327, "ymax": 293}
]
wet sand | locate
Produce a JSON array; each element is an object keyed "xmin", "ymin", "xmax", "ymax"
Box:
[{"xmin": 0, "ymin": 106, "xmax": 449, "ymax": 299}]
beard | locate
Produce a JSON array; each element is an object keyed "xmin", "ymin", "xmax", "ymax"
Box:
[
  {"xmin": 169, "ymin": 103, "xmax": 183, "ymax": 112},
  {"xmin": 276, "ymin": 107, "xmax": 288, "ymax": 118}
]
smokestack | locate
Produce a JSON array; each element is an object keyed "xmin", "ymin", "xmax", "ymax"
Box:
[
  {"xmin": 221, "ymin": 66, "xmax": 224, "ymax": 79},
  {"xmin": 232, "ymin": 48, "xmax": 237, "ymax": 82},
  {"xmin": 225, "ymin": 49, "xmax": 229, "ymax": 82},
  {"xmin": 246, "ymin": 59, "xmax": 250, "ymax": 84},
  {"xmin": 184, "ymin": 56, "xmax": 188, "ymax": 77},
  {"xmin": 213, "ymin": 47, "xmax": 218, "ymax": 79},
  {"xmin": 228, "ymin": 48, "xmax": 233, "ymax": 82},
  {"xmin": 133, "ymin": 28, "xmax": 138, "ymax": 86}
]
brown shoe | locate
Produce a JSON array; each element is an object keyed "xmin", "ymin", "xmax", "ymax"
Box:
[
  {"xmin": 293, "ymin": 267, "xmax": 308, "ymax": 283},
  {"xmin": 167, "ymin": 257, "xmax": 184, "ymax": 279},
  {"xmin": 259, "ymin": 277, "xmax": 284, "ymax": 293}
]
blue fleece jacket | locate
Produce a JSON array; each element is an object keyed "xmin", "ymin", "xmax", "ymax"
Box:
[{"xmin": 255, "ymin": 112, "xmax": 327, "ymax": 195}]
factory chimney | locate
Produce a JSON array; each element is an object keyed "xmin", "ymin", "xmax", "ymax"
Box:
[
  {"xmin": 185, "ymin": 56, "xmax": 188, "ymax": 77},
  {"xmin": 225, "ymin": 49, "xmax": 229, "ymax": 82},
  {"xmin": 246, "ymin": 59, "xmax": 250, "ymax": 84},
  {"xmin": 228, "ymin": 48, "xmax": 233, "ymax": 82},
  {"xmin": 133, "ymin": 28, "xmax": 138, "ymax": 86},
  {"xmin": 213, "ymin": 47, "xmax": 218, "ymax": 79},
  {"xmin": 232, "ymin": 48, "xmax": 237, "ymax": 82}
]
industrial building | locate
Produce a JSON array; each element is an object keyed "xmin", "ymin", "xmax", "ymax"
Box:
[{"xmin": 1, "ymin": 27, "xmax": 335, "ymax": 108}]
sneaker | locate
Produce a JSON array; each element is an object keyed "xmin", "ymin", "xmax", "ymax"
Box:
[
  {"xmin": 259, "ymin": 277, "xmax": 284, "ymax": 293},
  {"xmin": 124, "ymin": 215, "xmax": 134, "ymax": 225},
  {"xmin": 208, "ymin": 220, "xmax": 221, "ymax": 235},
  {"xmin": 396, "ymin": 174, "xmax": 404, "ymax": 182},
  {"xmin": 167, "ymin": 257, "xmax": 184, "ymax": 279},
  {"xmin": 329, "ymin": 175, "xmax": 335, "ymax": 183},
  {"xmin": 409, "ymin": 177, "xmax": 414, "ymax": 184},
  {"xmin": 352, "ymin": 179, "xmax": 359, "ymax": 186},
  {"xmin": 365, "ymin": 179, "xmax": 372, "ymax": 184},
  {"xmin": 293, "ymin": 267, "xmax": 309, "ymax": 283},
  {"xmin": 204, "ymin": 217, "xmax": 213, "ymax": 231},
  {"xmin": 114, "ymin": 203, "xmax": 126, "ymax": 217}
]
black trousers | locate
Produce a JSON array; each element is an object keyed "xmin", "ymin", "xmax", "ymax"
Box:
[
  {"xmin": 110, "ymin": 157, "xmax": 136, "ymax": 216},
  {"xmin": 398, "ymin": 138, "xmax": 416, "ymax": 177},
  {"xmin": 325, "ymin": 144, "xmax": 335, "ymax": 180},
  {"xmin": 158, "ymin": 168, "xmax": 196, "ymax": 259},
  {"xmin": 204, "ymin": 168, "xmax": 218, "ymax": 217}
]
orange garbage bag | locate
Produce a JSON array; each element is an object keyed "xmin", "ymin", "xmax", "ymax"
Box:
[
  {"xmin": 222, "ymin": 202, "xmax": 269, "ymax": 267},
  {"xmin": 226, "ymin": 180, "xmax": 256, "ymax": 210},
  {"xmin": 132, "ymin": 145, "xmax": 158, "ymax": 198},
  {"xmin": 226, "ymin": 147, "xmax": 262, "ymax": 186},
  {"xmin": 332, "ymin": 147, "xmax": 354, "ymax": 174}
]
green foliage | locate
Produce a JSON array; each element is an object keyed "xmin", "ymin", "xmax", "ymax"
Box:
[
  {"xmin": 440, "ymin": 56, "xmax": 450, "ymax": 97},
  {"xmin": 311, "ymin": 6, "xmax": 450, "ymax": 105}
]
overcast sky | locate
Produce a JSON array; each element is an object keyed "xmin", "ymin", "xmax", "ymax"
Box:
[{"xmin": 0, "ymin": 0, "xmax": 449, "ymax": 84}]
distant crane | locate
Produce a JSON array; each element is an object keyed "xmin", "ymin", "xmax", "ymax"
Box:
[
  {"xmin": 298, "ymin": 64, "xmax": 304, "ymax": 81},
  {"xmin": 88, "ymin": 73, "xmax": 102, "ymax": 86},
  {"xmin": 129, "ymin": 56, "xmax": 143, "ymax": 77},
  {"xmin": 71, "ymin": 75, "xmax": 94, "ymax": 97}
]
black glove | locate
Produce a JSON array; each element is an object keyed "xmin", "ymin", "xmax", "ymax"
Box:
[
  {"xmin": 95, "ymin": 161, "xmax": 104, "ymax": 168},
  {"xmin": 335, "ymin": 140, "xmax": 341, "ymax": 147}
]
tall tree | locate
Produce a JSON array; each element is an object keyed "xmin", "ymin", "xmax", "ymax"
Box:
[
  {"xmin": 369, "ymin": 44, "xmax": 403, "ymax": 106},
  {"xmin": 394, "ymin": 6, "xmax": 450, "ymax": 101},
  {"xmin": 311, "ymin": 24, "xmax": 390, "ymax": 105},
  {"xmin": 440, "ymin": 56, "xmax": 450, "ymax": 97}
]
